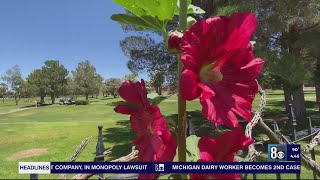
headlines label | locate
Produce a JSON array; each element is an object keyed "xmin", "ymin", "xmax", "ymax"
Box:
[
  {"xmin": 19, "ymin": 162, "xmax": 51, "ymax": 174},
  {"xmin": 18, "ymin": 162, "xmax": 301, "ymax": 174}
]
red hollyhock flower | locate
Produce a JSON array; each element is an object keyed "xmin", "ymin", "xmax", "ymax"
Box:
[
  {"xmin": 191, "ymin": 126, "xmax": 254, "ymax": 179},
  {"xmin": 114, "ymin": 80, "xmax": 177, "ymax": 179},
  {"xmin": 180, "ymin": 12, "xmax": 264, "ymax": 128}
]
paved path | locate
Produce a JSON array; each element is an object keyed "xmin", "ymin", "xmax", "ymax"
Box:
[{"xmin": 0, "ymin": 107, "xmax": 36, "ymax": 115}]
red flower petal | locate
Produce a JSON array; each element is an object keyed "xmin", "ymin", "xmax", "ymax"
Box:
[
  {"xmin": 221, "ymin": 45, "xmax": 264, "ymax": 82},
  {"xmin": 181, "ymin": 17, "xmax": 229, "ymax": 71},
  {"xmin": 138, "ymin": 174, "xmax": 158, "ymax": 179},
  {"xmin": 226, "ymin": 13, "xmax": 257, "ymax": 51},
  {"xmin": 201, "ymin": 80, "xmax": 259, "ymax": 127},
  {"xmin": 168, "ymin": 32, "xmax": 182, "ymax": 51},
  {"xmin": 197, "ymin": 83, "xmax": 215, "ymax": 99},
  {"xmin": 180, "ymin": 69, "xmax": 201, "ymax": 100},
  {"xmin": 240, "ymin": 58, "xmax": 265, "ymax": 80},
  {"xmin": 191, "ymin": 126, "xmax": 253, "ymax": 179},
  {"xmin": 117, "ymin": 80, "xmax": 149, "ymax": 107},
  {"xmin": 114, "ymin": 80, "xmax": 177, "ymax": 179}
]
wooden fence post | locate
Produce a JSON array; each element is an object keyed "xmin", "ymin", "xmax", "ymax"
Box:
[
  {"xmin": 96, "ymin": 125, "xmax": 105, "ymax": 180},
  {"xmin": 288, "ymin": 104, "xmax": 300, "ymax": 180},
  {"xmin": 30, "ymin": 174, "xmax": 38, "ymax": 180},
  {"xmin": 187, "ymin": 115, "xmax": 195, "ymax": 136},
  {"xmin": 272, "ymin": 121, "xmax": 281, "ymax": 180},
  {"xmin": 308, "ymin": 117, "xmax": 317, "ymax": 180}
]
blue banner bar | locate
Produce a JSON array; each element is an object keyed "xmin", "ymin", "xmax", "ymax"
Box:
[{"xmin": 50, "ymin": 162, "xmax": 301, "ymax": 174}]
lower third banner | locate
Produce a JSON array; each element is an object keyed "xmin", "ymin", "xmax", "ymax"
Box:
[{"xmin": 19, "ymin": 162, "xmax": 301, "ymax": 174}]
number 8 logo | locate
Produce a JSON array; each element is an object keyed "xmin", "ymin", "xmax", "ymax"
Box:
[{"xmin": 270, "ymin": 147, "xmax": 278, "ymax": 159}]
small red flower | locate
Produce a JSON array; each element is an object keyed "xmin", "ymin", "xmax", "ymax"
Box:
[
  {"xmin": 168, "ymin": 31, "xmax": 182, "ymax": 52},
  {"xmin": 191, "ymin": 126, "xmax": 254, "ymax": 179},
  {"xmin": 180, "ymin": 12, "xmax": 264, "ymax": 128},
  {"xmin": 114, "ymin": 80, "xmax": 177, "ymax": 179}
]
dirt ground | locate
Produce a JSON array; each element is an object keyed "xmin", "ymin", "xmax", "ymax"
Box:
[{"xmin": 9, "ymin": 148, "xmax": 48, "ymax": 160}]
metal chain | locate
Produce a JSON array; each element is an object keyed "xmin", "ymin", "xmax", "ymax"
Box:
[{"xmin": 244, "ymin": 81, "xmax": 266, "ymax": 162}]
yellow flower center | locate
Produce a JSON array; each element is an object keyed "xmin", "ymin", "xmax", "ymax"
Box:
[{"xmin": 199, "ymin": 62, "xmax": 223, "ymax": 84}]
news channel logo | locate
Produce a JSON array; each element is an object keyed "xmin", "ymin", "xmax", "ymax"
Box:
[
  {"xmin": 155, "ymin": 164, "xmax": 165, "ymax": 172},
  {"xmin": 268, "ymin": 144, "xmax": 287, "ymax": 161}
]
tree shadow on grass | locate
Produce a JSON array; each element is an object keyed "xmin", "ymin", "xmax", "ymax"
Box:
[
  {"xmin": 166, "ymin": 110, "xmax": 224, "ymax": 138},
  {"xmin": 267, "ymin": 100, "xmax": 318, "ymax": 109},
  {"xmin": 99, "ymin": 97, "xmax": 114, "ymax": 101},
  {"xmin": 106, "ymin": 101, "xmax": 125, "ymax": 106},
  {"xmin": 102, "ymin": 120, "xmax": 135, "ymax": 160},
  {"xmin": 20, "ymin": 104, "xmax": 52, "ymax": 108}
]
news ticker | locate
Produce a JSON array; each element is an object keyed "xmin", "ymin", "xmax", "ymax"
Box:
[
  {"xmin": 19, "ymin": 162, "xmax": 301, "ymax": 174},
  {"xmin": 268, "ymin": 144, "xmax": 300, "ymax": 161}
]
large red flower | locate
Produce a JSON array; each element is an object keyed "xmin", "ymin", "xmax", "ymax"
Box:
[
  {"xmin": 191, "ymin": 126, "xmax": 254, "ymax": 179},
  {"xmin": 114, "ymin": 80, "xmax": 177, "ymax": 179},
  {"xmin": 179, "ymin": 13, "xmax": 264, "ymax": 128}
]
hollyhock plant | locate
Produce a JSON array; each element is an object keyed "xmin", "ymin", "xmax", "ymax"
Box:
[
  {"xmin": 177, "ymin": 12, "xmax": 265, "ymax": 128},
  {"xmin": 114, "ymin": 80, "xmax": 177, "ymax": 179},
  {"xmin": 191, "ymin": 126, "xmax": 254, "ymax": 179}
]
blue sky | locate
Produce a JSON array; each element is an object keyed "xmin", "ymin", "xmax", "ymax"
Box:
[{"xmin": 0, "ymin": 0, "xmax": 148, "ymax": 81}]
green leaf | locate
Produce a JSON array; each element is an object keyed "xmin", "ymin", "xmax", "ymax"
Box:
[
  {"xmin": 187, "ymin": 4, "xmax": 205, "ymax": 14},
  {"xmin": 112, "ymin": 0, "xmax": 177, "ymax": 32},
  {"xmin": 147, "ymin": 93, "xmax": 167, "ymax": 105},
  {"xmin": 186, "ymin": 135, "xmax": 201, "ymax": 162},
  {"xmin": 111, "ymin": 14, "xmax": 161, "ymax": 31},
  {"xmin": 173, "ymin": 135, "xmax": 201, "ymax": 162},
  {"xmin": 147, "ymin": 92, "xmax": 159, "ymax": 99},
  {"xmin": 174, "ymin": 0, "xmax": 205, "ymax": 15}
]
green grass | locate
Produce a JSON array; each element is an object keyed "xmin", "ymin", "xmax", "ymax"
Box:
[{"xmin": 0, "ymin": 90, "xmax": 318, "ymax": 179}]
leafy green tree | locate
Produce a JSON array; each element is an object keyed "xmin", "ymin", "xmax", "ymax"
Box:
[
  {"xmin": 42, "ymin": 60, "xmax": 68, "ymax": 104},
  {"xmin": 27, "ymin": 69, "xmax": 49, "ymax": 103},
  {"xmin": 64, "ymin": 76, "xmax": 77, "ymax": 98},
  {"xmin": 253, "ymin": 0, "xmax": 320, "ymax": 120},
  {"xmin": 123, "ymin": 72, "xmax": 138, "ymax": 82},
  {"xmin": 0, "ymin": 83, "xmax": 8, "ymax": 103},
  {"xmin": 105, "ymin": 78, "xmax": 122, "ymax": 98},
  {"xmin": 22, "ymin": 82, "xmax": 37, "ymax": 102},
  {"xmin": 121, "ymin": 35, "xmax": 177, "ymax": 92},
  {"xmin": 94, "ymin": 74, "xmax": 104, "ymax": 98},
  {"xmin": 150, "ymin": 71, "xmax": 165, "ymax": 95},
  {"xmin": 73, "ymin": 60, "xmax": 99, "ymax": 100},
  {"xmin": 1, "ymin": 65, "xmax": 24, "ymax": 105}
]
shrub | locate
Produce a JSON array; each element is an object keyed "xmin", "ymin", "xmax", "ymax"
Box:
[{"xmin": 75, "ymin": 100, "xmax": 90, "ymax": 105}]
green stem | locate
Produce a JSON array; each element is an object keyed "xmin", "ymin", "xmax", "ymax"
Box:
[{"xmin": 177, "ymin": 0, "xmax": 188, "ymax": 179}]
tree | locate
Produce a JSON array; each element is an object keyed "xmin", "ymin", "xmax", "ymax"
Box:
[
  {"xmin": 121, "ymin": 35, "xmax": 177, "ymax": 92},
  {"xmin": 0, "ymin": 83, "xmax": 8, "ymax": 103},
  {"xmin": 1, "ymin": 65, "xmax": 24, "ymax": 105},
  {"xmin": 253, "ymin": 0, "xmax": 320, "ymax": 120},
  {"xmin": 62, "ymin": 76, "xmax": 77, "ymax": 98},
  {"xmin": 22, "ymin": 82, "xmax": 37, "ymax": 101},
  {"xmin": 123, "ymin": 72, "xmax": 138, "ymax": 82},
  {"xmin": 94, "ymin": 74, "xmax": 104, "ymax": 98},
  {"xmin": 150, "ymin": 71, "xmax": 165, "ymax": 95},
  {"xmin": 315, "ymin": 60, "xmax": 320, "ymax": 103},
  {"xmin": 73, "ymin": 60, "xmax": 99, "ymax": 100},
  {"xmin": 105, "ymin": 78, "xmax": 122, "ymax": 98},
  {"xmin": 42, "ymin": 60, "xmax": 68, "ymax": 104},
  {"xmin": 27, "ymin": 69, "xmax": 49, "ymax": 103}
]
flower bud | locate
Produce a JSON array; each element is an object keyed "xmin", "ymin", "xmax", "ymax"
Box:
[{"xmin": 167, "ymin": 31, "xmax": 183, "ymax": 53}]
